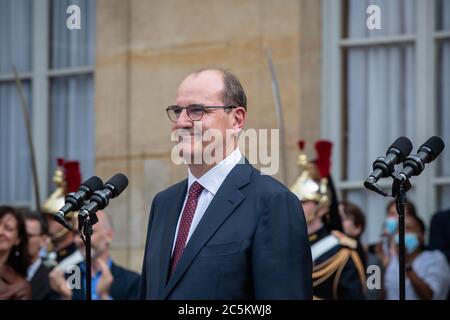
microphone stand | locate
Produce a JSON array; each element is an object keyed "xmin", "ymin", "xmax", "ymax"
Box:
[
  {"xmin": 78, "ymin": 210, "xmax": 99, "ymax": 301},
  {"xmin": 365, "ymin": 173, "xmax": 411, "ymax": 300},
  {"xmin": 391, "ymin": 173, "xmax": 411, "ymax": 301}
]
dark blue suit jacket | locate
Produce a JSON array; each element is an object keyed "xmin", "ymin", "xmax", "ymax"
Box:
[
  {"xmin": 72, "ymin": 262, "xmax": 140, "ymax": 300},
  {"xmin": 139, "ymin": 161, "xmax": 312, "ymax": 299},
  {"xmin": 429, "ymin": 208, "xmax": 450, "ymax": 264}
]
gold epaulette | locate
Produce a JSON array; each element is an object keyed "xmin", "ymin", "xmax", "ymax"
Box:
[
  {"xmin": 309, "ymin": 233, "xmax": 318, "ymax": 242},
  {"xmin": 312, "ymin": 245, "xmax": 366, "ymax": 299},
  {"xmin": 312, "ymin": 232, "xmax": 365, "ymax": 299},
  {"xmin": 331, "ymin": 230, "xmax": 358, "ymax": 249}
]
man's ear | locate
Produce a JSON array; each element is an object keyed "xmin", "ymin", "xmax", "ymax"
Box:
[
  {"xmin": 106, "ymin": 229, "xmax": 114, "ymax": 245},
  {"xmin": 233, "ymin": 107, "xmax": 246, "ymax": 131},
  {"xmin": 316, "ymin": 206, "xmax": 328, "ymax": 219}
]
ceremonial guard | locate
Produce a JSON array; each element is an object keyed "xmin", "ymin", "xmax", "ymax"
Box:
[
  {"xmin": 290, "ymin": 140, "xmax": 366, "ymax": 300},
  {"xmin": 42, "ymin": 158, "xmax": 83, "ymax": 270}
]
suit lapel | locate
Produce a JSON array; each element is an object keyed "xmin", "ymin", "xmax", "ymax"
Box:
[
  {"xmin": 158, "ymin": 179, "xmax": 187, "ymax": 298},
  {"xmin": 162, "ymin": 163, "xmax": 252, "ymax": 299}
]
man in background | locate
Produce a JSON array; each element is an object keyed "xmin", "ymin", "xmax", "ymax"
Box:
[
  {"xmin": 23, "ymin": 210, "xmax": 52, "ymax": 300},
  {"xmin": 49, "ymin": 210, "xmax": 140, "ymax": 300}
]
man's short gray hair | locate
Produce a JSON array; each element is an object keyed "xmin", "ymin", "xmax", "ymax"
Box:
[{"xmin": 193, "ymin": 68, "xmax": 247, "ymax": 111}]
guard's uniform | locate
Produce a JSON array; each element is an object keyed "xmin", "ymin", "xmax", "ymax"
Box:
[
  {"xmin": 290, "ymin": 140, "xmax": 367, "ymax": 300},
  {"xmin": 42, "ymin": 158, "xmax": 83, "ymax": 271},
  {"xmin": 310, "ymin": 226, "xmax": 366, "ymax": 300}
]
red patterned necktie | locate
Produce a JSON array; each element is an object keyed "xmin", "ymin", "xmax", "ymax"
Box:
[{"xmin": 169, "ymin": 181, "xmax": 204, "ymax": 276}]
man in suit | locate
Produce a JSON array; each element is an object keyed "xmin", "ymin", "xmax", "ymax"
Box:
[
  {"xmin": 429, "ymin": 207, "xmax": 450, "ymax": 300},
  {"xmin": 49, "ymin": 210, "xmax": 140, "ymax": 300},
  {"xmin": 139, "ymin": 68, "xmax": 312, "ymax": 300},
  {"xmin": 429, "ymin": 208, "xmax": 450, "ymax": 264},
  {"xmin": 23, "ymin": 210, "xmax": 52, "ymax": 300}
]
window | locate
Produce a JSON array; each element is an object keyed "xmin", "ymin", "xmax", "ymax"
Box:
[
  {"xmin": 48, "ymin": 0, "xmax": 96, "ymax": 192},
  {"xmin": 436, "ymin": 0, "xmax": 450, "ymax": 210},
  {"xmin": 0, "ymin": 0, "xmax": 33, "ymax": 205},
  {"xmin": 0, "ymin": 0, "xmax": 95, "ymax": 207},
  {"xmin": 322, "ymin": 0, "xmax": 450, "ymax": 244}
]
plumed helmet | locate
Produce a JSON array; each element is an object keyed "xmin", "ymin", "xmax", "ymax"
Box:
[
  {"xmin": 42, "ymin": 158, "xmax": 82, "ymax": 220},
  {"xmin": 290, "ymin": 140, "xmax": 333, "ymax": 211}
]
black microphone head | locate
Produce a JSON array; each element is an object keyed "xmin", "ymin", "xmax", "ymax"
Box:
[
  {"xmin": 419, "ymin": 136, "xmax": 445, "ymax": 161},
  {"xmin": 82, "ymin": 176, "xmax": 104, "ymax": 193},
  {"xmin": 105, "ymin": 173, "xmax": 129, "ymax": 197},
  {"xmin": 388, "ymin": 136, "xmax": 413, "ymax": 160}
]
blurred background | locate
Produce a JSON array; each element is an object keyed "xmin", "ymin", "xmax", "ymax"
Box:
[{"xmin": 1, "ymin": 0, "xmax": 449, "ymax": 272}]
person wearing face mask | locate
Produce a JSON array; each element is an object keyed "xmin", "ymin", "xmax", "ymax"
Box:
[
  {"xmin": 383, "ymin": 201, "xmax": 417, "ymax": 238},
  {"xmin": 383, "ymin": 212, "xmax": 450, "ymax": 300},
  {"xmin": 368, "ymin": 201, "xmax": 418, "ymax": 270}
]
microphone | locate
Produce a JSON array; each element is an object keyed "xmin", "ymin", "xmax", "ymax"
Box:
[
  {"xmin": 364, "ymin": 136, "xmax": 413, "ymax": 188},
  {"xmin": 398, "ymin": 136, "xmax": 445, "ymax": 180},
  {"xmin": 79, "ymin": 173, "xmax": 129, "ymax": 217},
  {"xmin": 53, "ymin": 176, "xmax": 104, "ymax": 229}
]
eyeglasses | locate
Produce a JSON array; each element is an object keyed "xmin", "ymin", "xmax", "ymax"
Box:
[{"xmin": 166, "ymin": 104, "xmax": 237, "ymax": 122}]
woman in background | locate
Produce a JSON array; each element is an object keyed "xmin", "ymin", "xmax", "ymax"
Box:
[
  {"xmin": 383, "ymin": 212, "xmax": 450, "ymax": 299},
  {"xmin": 0, "ymin": 206, "xmax": 31, "ymax": 299}
]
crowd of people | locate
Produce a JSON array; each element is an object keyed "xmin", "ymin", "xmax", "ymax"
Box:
[
  {"xmin": 1, "ymin": 200, "xmax": 448, "ymax": 300},
  {"xmin": 339, "ymin": 200, "xmax": 450, "ymax": 300},
  {"xmin": 1, "ymin": 69, "xmax": 449, "ymax": 300},
  {"xmin": 0, "ymin": 205, "xmax": 140, "ymax": 300}
]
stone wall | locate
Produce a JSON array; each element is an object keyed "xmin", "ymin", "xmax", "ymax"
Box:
[{"xmin": 95, "ymin": 0, "xmax": 322, "ymax": 271}]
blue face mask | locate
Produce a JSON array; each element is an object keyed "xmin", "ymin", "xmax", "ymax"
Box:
[
  {"xmin": 395, "ymin": 232, "xmax": 420, "ymax": 254},
  {"xmin": 385, "ymin": 217, "xmax": 398, "ymax": 235}
]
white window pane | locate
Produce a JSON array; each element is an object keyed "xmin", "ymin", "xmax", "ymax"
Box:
[
  {"xmin": 0, "ymin": 82, "xmax": 32, "ymax": 203},
  {"xmin": 50, "ymin": 0, "xmax": 96, "ymax": 68},
  {"xmin": 345, "ymin": 45, "xmax": 415, "ymax": 181},
  {"xmin": 49, "ymin": 75, "xmax": 94, "ymax": 189},
  {"xmin": 438, "ymin": 186, "xmax": 450, "ymax": 210},
  {"xmin": 436, "ymin": 0, "xmax": 450, "ymax": 31},
  {"xmin": 346, "ymin": 0, "xmax": 415, "ymax": 38},
  {"xmin": 0, "ymin": 0, "xmax": 32, "ymax": 74},
  {"xmin": 437, "ymin": 41, "xmax": 450, "ymax": 177}
]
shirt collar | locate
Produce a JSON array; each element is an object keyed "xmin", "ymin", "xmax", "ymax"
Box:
[
  {"xmin": 187, "ymin": 148, "xmax": 243, "ymax": 196},
  {"xmin": 27, "ymin": 258, "xmax": 42, "ymax": 281}
]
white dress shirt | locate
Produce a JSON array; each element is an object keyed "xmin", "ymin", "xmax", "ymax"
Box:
[
  {"xmin": 27, "ymin": 257, "xmax": 42, "ymax": 281},
  {"xmin": 172, "ymin": 148, "xmax": 243, "ymax": 254}
]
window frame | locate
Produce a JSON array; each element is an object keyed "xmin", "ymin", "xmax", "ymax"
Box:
[
  {"xmin": 0, "ymin": 0, "xmax": 94, "ymax": 208},
  {"xmin": 322, "ymin": 0, "xmax": 450, "ymax": 225}
]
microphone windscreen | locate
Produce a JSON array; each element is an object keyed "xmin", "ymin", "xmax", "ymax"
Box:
[
  {"xmin": 389, "ymin": 136, "xmax": 413, "ymax": 160},
  {"xmin": 105, "ymin": 173, "xmax": 129, "ymax": 197},
  {"xmin": 82, "ymin": 176, "xmax": 104, "ymax": 192},
  {"xmin": 421, "ymin": 136, "xmax": 445, "ymax": 161}
]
